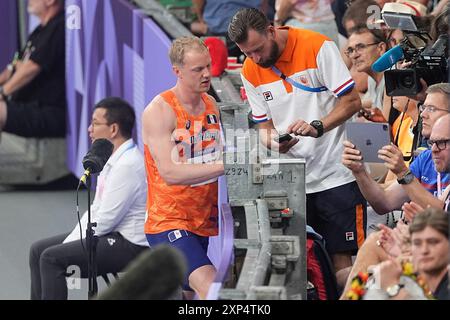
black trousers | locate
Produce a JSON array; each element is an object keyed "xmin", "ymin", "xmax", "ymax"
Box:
[
  {"xmin": 4, "ymin": 100, "xmax": 66, "ymax": 137},
  {"xmin": 29, "ymin": 232, "xmax": 148, "ymax": 300}
]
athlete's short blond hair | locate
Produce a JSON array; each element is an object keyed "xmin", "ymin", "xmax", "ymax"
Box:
[{"xmin": 169, "ymin": 36, "xmax": 208, "ymax": 66}]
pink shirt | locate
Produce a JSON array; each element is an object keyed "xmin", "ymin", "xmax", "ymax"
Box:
[{"xmin": 276, "ymin": 0, "xmax": 335, "ymax": 23}]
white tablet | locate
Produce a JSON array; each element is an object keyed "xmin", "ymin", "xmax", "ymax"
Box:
[{"xmin": 346, "ymin": 122, "xmax": 392, "ymax": 163}]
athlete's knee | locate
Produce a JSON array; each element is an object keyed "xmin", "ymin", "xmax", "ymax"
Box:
[{"xmin": 188, "ymin": 264, "xmax": 216, "ymax": 299}]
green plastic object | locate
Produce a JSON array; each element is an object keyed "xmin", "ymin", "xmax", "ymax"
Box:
[{"xmin": 158, "ymin": 0, "xmax": 192, "ymax": 8}]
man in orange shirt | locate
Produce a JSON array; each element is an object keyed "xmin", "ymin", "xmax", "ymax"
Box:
[
  {"xmin": 142, "ymin": 37, "xmax": 224, "ymax": 300},
  {"xmin": 228, "ymin": 8, "xmax": 364, "ymax": 275}
]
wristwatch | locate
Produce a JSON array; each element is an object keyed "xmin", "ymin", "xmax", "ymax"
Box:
[
  {"xmin": 310, "ymin": 120, "xmax": 324, "ymax": 138},
  {"xmin": 386, "ymin": 283, "xmax": 404, "ymax": 297},
  {"xmin": 397, "ymin": 169, "xmax": 414, "ymax": 185}
]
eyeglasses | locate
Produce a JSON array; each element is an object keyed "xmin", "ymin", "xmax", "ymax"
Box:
[
  {"xmin": 344, "ymin": 42, "xmax": 379, "ymax": 57},
  {"xmin": 427, "ymin": 139, "xmax": 450, "ymax": 151},
  {"xmin": 419, "ymin": 104, "xmax": 450, "ymax": 113},
  {"xmin": 90, "ymin": 121, "xmax": 110, "ymax": 128}
]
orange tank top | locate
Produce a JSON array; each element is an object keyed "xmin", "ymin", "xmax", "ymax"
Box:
[
  {"xmin": 392, "ymin": 113, "xmax": 414, "ymax": 165},
  {"xmin": 144, "ymin": 90, "xmax": 220, "ymax": 236}
]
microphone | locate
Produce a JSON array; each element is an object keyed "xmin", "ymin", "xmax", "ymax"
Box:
[
  {"xmin": 371, "ymin": 45, "xmax": 404, "ymax": 72},
  {"xmin": 79, "ymin": 138, "xmax": 114, "ymax": 185},
  {"xmin": 97, "ymin": 245, "xmax": 187, "ymax": 300}
]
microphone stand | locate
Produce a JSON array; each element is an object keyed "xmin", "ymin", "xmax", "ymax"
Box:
[
  {"xmin": 85, "ymin": 174, "xmax": 98, "ymax": 299},
  {"xmin": 78, "ymin": 138, "xmax": 114, "ymax": 298}
]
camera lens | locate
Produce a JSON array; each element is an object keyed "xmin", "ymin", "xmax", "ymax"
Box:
[
  {"xmin": 400, "ymin": 75, "xmax": 414, "ymax": 88},
  {"xmin": 383, "ymin": 125, "xmax": 388, "ymax": 131}
]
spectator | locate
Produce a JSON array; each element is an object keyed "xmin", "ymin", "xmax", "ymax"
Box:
[
  {"xmin": 345, "ymin": 26, "xmax": 388, "ymax": 119},
  {"xmin": 331, "ymin": 0, "xmax": 350, "ymax": 38},
  {"xmin": 360, "ymin": 96, "xmax": 420, "ymax": 238},
  {"xmin": 431, "ymin": 0, "xmax": 449, "ymax": 16},
  {"xmin": 274, "ymin": 0, "xmax": 340, "ymax": 44},
  {"xmin": 426, "ymin": 113, "xmax": 450, "ymax": 212},
  {"xmin": 381, "ymin": 115, "xmax": 450, "ymax": 243},
  {"xmin": 341, "ymin": 0, "xmax": 380, "ymax": 94},
  {"xmin": 29, "ymin": 97, "xmax": 149, "ymax": 300},
  {"xmin": 430, "ymin": 3, "xmax": 449, "ymax": 41},
  {"xmin": 142, "ymin": 36, "xmax": 224, "ymax": 300},
  {"xmin": 361, "ymin": 1, "xmax": 431, "ymax": 126},
  {"xmin": 340, "ymin": 84, "xmax": 450, "ymax": 297},
  {"xmin": 228, "ymin": 8, "xmax": 365, "ymax": 274},
  {"xmin": 342, "ymin": 0, "xmax": 380, "ymax": 36},
  {"xmin": 342, "ymin": 84, "xmax": 450, "ymax": 218},
  {"xmin": 354, "ymin": 208, "xmax": 449, "ymax": 300},
  {"xmin": 390, "ymin": 96, "xmax": 420, "ymax": 164},
  {"xmin": 0, "ymin": 0, "xmax": 66, "ymax": 138},
  {"xmin": 364, "ymin": 96, "xmax": 419, "ymax": 192},
  {"xmin": 190, "ymin": 0, "xmax": 273, "ymax": 57},
  {"xmin": 403, "ymin": 113, "xmax": 450, "ymax": 216}
]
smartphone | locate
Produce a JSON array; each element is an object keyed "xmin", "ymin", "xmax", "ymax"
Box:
[{"xmin": 275, "ymin": 133, "xmax": 293, "ymax": 143}]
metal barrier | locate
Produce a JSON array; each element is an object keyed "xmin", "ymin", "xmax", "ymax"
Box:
[{"xmin": 215, "ymin": 96, "xmax": 307, "ymax": 300}]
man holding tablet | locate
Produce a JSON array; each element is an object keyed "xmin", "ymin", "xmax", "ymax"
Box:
[{"xmin": 342, "ymin": 83, "xmax": 450, "ymax": 213}]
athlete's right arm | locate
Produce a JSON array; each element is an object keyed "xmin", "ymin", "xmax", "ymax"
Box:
[{"xmin": 142, "ymin": 96, "xmax": 224, "ymax": 186}]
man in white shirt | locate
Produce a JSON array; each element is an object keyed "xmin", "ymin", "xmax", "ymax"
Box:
[
  {"xmin": 345, "ymin": 26, "xmax": 388, "ymax": 120},
  {"xmin": 29, "ymin": 97, "xmax": 149, "ymax": 300}
]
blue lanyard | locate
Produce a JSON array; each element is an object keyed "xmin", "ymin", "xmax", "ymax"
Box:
[{"xmin": 271, "ymin": 66, "xmax": 327, "ymax": 93}]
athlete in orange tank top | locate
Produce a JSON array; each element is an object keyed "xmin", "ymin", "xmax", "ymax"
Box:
[
  {"xmin": 141, "ymin": 36, "xmax": 224, "ymax": 299},
  {"xmin": 144, "ymin": 89, "xmax": 221, "ymax": 236}
]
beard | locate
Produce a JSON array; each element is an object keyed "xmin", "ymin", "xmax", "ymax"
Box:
[{"xmin": 256, "ymin": 40, "xmax": 280, "ymax": 68}]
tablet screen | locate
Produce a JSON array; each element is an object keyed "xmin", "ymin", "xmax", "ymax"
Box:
[{"xmin": 346, "ymin": 122, "xmax": 391, "ymax": 163}]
